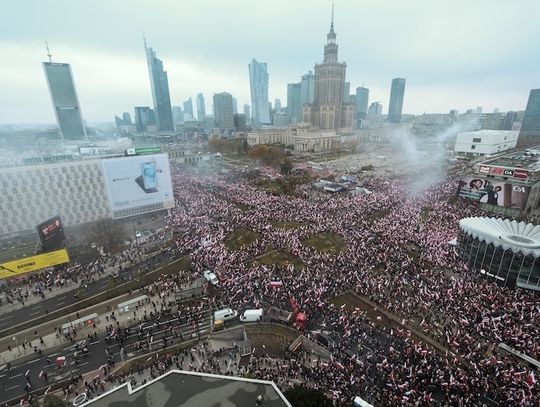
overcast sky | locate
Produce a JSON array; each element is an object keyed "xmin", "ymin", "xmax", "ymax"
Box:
[{"xmin": 1, "ymin": 0, "xmax": 539, "ymax": 124}]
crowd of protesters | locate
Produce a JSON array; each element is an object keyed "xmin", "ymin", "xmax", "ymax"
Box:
[{"xmin": 159, "ymin": 166, "xmax": 539, "ymax": 406}]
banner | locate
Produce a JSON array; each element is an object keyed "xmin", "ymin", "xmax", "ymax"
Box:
[
  {"xmin": 0, "ymin": 249, "xmax": 70, "ymax": 280},
  {"xmin": 457, "ymin": 176, "xmax": 530, "ymax": 210}
]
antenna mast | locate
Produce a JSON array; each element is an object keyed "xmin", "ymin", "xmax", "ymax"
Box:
[{"xmin": 45, "ymin": 41, "xmax": 53, "ymax": 63}]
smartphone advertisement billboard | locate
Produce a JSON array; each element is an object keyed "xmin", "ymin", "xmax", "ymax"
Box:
[
  {"xmin": 102, "ymin": 154, "xmax": 174, "ymax": 217},
  {"xmin": 457, "ymin": 176, "xmax": 530, "ymax": 210}
]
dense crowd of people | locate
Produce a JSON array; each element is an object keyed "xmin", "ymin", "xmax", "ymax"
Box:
[{"xmin": 162, "ymin": 165, "xmax": 539, "ymax": 406}]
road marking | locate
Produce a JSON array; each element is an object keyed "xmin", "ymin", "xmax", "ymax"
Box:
[
  {"xmin": 56, "ymin": 301, "xmax": 66, "ymax": 306},
  {"xmin": 0, "ymin": 374, "xmax": 6, "ymax": 378},
  {"xmin": 79, "ymin": 362, "xmax": 88, "ymax": 366},
  {"xmin": 7, "ymin": 385, "xmax": 20, "ymax": 390},
  {"xmin": 49, "ymin": 352, "xmax": 60, "ymax": 357},
  {"xmin": 29, "ymin": 310, "xmax": 41, "ymax": 316},
  {"xmin": 9, "ymin": 373, "xmax": 22, "ymax": 379},
  {"xmin": 26, "ymin": 358, "xmax": 41, "ymax": 364},
  {"xmin": 90, "ymin": 340, "xmax": 100, "ymax": 345}
]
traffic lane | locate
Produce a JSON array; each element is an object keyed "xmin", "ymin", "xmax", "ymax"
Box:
[
  {"xmin": 0, "ymin": 340, "xmax": 107, "ymax": 403},
  {"xmin": 0, "ymin": 253, "xmax": 178, "ymax": 326}
]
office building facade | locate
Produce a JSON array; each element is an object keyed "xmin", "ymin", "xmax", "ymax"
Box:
[
  {"xmin": 300, "ymin": 71, "xmax": 315, "ymax": 109},
  {"xmin": 249, "ymin": 58, "xmax": 271, "ymax": 126},
  {"xmin": 355, "ymin": 87, "xmax": 369, "ymax": 123},
  {"xmin": 196, "ymin": 93, "xmax": 206, "ymax": 121},
  {"xmin": 144, "ymin": 41, "xmax": 174, "ymax": 131},
  {"xmin": 287, "ymin": 83, "xmax": 302, "ymax": 124},
  {"xmin": 183, "ymin": 97, "xmax": 194, "ymax": 119},
  {"xmin": 388, "ymin": 78, "xmax": 406, "ymax": 123},
  {"xmin": 518, "ymin": 89, "xmax": 540, "ymax": 147},
  {"xmin": 43, "ymin": 62, "xmax": 87, "ymax": 140},
  {"xmin": 213, "ymin": 92, "xmax": 234, "ymax": 129},
  {"xmin": 243, "ymin": 104, "xmax": 251, "ymax": 125},
  {"xmin": 134, "ymin": 106, "xmax": 155, "ymax": 132},
  {"xmin": 368, "ymin": 102, "xmax": 382, "ymax": 116}
]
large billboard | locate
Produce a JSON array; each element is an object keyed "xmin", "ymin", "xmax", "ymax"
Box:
[
  {"xmin": 37, "ymin": 216, "xmax": 65, "ymax": 243},
  {"xmin": 0, "ymin": 249, "xmax": 70, "ymax": 280},
  {"xmin": 457, "ymin": 176, "xmax": 530, "ymax": 210},
  {"xmin": 102, "ymin": 153, "xmax": 174, "ymax": 218}
]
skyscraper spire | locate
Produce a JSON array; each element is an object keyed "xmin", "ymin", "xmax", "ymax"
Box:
[
  {"xmin": 331, "ymin": 0, "xmax": 334, "ymax": 31},
  {"xmin": 45, "ymin": 41, "xmax": 53, "ymax": 63}
]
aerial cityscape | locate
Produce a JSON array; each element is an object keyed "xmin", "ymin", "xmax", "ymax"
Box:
[{"xmin": 1, "ymin": 1, "xmax": 540, "ymax": 406}]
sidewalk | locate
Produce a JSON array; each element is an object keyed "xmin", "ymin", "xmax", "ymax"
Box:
[{"xmin": 0, "ymin": 250, "xmax": 163, "ymax": 316}]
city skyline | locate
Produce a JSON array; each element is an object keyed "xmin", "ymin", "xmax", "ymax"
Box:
[{"xmin": 1, "ymin": 0, "xmax": 540, "ymax": 124}]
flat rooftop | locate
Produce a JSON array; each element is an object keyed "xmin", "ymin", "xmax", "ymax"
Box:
[
  {"xmin": 81, "ymin": 370, "xmax": 291, "ymax": 407},
  {"xmin": 479, "ymin": 147, "xmax": 540, "ymax": 172}
]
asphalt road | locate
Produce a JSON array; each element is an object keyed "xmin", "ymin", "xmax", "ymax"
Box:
[
  {"xmin": 0, "ymin": 309, "xmax": 211, "ymax": 404},
  {"xmin": 0, "ymin": 251, "xmax": 179, "ymax": 332}
]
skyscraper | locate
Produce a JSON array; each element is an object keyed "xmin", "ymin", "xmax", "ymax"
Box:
[
  {"xmin": 304, "ymin": 4, "xmax": 354, "ymax": 129},
  {"xmin": 355, "ymin": 87, "xmax": 369, "ymax": 123},
  {"xmin": 172, "ymin": 106, "xmax": 183, "ymax": 125},
  {"xmin": 43, "ymin": 60, "xmax": 86, "ymax": 140},
  {"xmin": 144, "ymin": 40, "xmax": 174, "ymax": 131},
  {"xmin": 300, "ymin": 71, "xmax": 315, "ymax": 108},
  {"xmin": 233, "ymin": 98, "xmax": 238, "ymax": 115},
  {"xmin": 518, "ymin": 89, "xmax": 540, "ymax": 146},
  {"xmin": 287, "ymin": 83, "xmax": 302, "ymax": 124},
  {"xmin": 248, "ymin": 58, "xmax": 271, "ymax": 126},
  {"xmin": 183, "ymin": 97, "xmax": 194, "ymax": 118},
  {"xmin": 213, "ymin": 92, "xmax": 234, "ymax": 129},
  {"xmin": 196, "ymin": 93, "xmax": 206, "ymax": 121},
  {"xmin": 243, "ymin": 104, "xmax": 251, "ymax": 125},
  {"xmin": 501, "ymin": 111, "xmax": 516, "ymax": 131},
  {"xmin": 388, "ymin": 78, "xmax": 406, "ymax": 123},
  {"xmin": 368, "ymin": 102, "xmax": 382, "ymax": 116},
  {"xmin": 343, "ymin": 82, "xmax": 351, "ymax": 103},
  {"xmin": 134, "ymin": 106, "xmax": 155, "ymax": 132},
  {"xmin": 274, "ymin": 98, "xmax": 282, "ymax": 114}
]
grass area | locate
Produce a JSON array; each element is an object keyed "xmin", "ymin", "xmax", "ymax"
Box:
[
  {"xmin": 251, "ymin": 249, "xmax": 305, "ymax": 270},
  {"xmin": 271, "ymin": 221, "xmax": 306, "ymax": 230},
  {"xmin": 302, "ymin": 231, "xmax": 346, "ymax": 254},
  {"xmin": 225, "ymin": 228, "xmax": 260, "ymax": 250},
  {"xmin": 366, "ymin": 208, "xmax": 391, "ymax": 223},
  {"xmin": 252, "ymin": 173, "xmax": 315, "ymax": 196}
]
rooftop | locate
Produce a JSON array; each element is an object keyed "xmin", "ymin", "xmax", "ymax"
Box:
[
  {"xmin": 478, "ymin": 146, "xmax": 540, "ymax": 172},
  {"xmin": 80, "ymin": 370, "xmax": 291, "ymax": 407}
]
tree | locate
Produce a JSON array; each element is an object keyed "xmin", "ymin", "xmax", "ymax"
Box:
[
  {"xmin": 43, "ymin": 394, "xmax": 69, "ymax": 407},
  {"xmin": 90, "ymin": 218, "xmax": 123, "ymax": 251},
  {"xmin": 284, "ymin": 385, "xmax": 332, "ymax": 407},
  {"xmin": 280, "ymin": 158, "xmax": 293, "ymax": 175},
  {"xmin": 248, "ymin": 145, "xmax": 285, "ymax": 166}
]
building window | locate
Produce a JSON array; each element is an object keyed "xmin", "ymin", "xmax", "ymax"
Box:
[
  {"xmin": 471, "ymin": 145, "xmax": 476, "ymax": 150},
  {"xmin": 472, "ymin": 138, "xmax": 482, "ymax": 143}
]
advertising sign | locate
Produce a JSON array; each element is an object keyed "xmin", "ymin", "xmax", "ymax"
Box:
[
  {"xmin": 457, "ymin": 176, "xmax": 530, "ymax": 210},
  {"xmin": 37, "ymin": 216, "xmax": 64, "ymax": 243},
  {"xmin": 0, "ymin": 249, "xmax": 70, "ymax": 280},
  {"xmin": 102, "ymin": 153, "xmax": 174, "ymax": 217},
  {"xmin": 481, "ymin": 166, "xmax": 529, "ymax": 180},
  {"xmin": 126, "ymin": 147, "xmax": 161, "ymax": 156},
  {"xmin": 479, "ymin": 166, "xmax": 490, "ymax": 174}
]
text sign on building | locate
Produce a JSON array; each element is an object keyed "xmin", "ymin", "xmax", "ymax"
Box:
[
  {"xmin": 0, "ymin": 249, "xmax": 70, "ymax": 280},
  {"xmin": 101, "ymin": 154, "xmax": 174, "ymax": 217},
  {"xmin": 126, "ymin": 147, "xmax": 161, "ymax": 156},
  {"xmin": 479, "ymin": 166, "xmax": 490, "ymax": 174},
  {"xmin": 483, "ymin": 166, "xmax": 530, "ymax": 180}
]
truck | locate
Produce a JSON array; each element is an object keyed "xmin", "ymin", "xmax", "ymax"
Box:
[
  {"xmin": 203, "ymin": 270, "xmax": 219, "ymax": 287},
  {"xmin": 267, "ymin": 305, "xmax": 307, "ymax": 330}
]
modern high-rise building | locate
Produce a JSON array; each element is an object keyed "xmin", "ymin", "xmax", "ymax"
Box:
[
  {"xmin": 501, "ymin": 111, "xmax": 517, "ymax": 131},
  {"xmin": 134, "ymin": 106, "xmax": 155, "ymax": 132},
  {"xmin": 196, "ymin": 93, "xmax": 206, "ymax": 121},
  {"xmin": 368, "ymin": 102, "xmax": 382, "ymax": 116},
  {"xmin": 234, "ymin": 113, "xmax": 247, "ymax": 131},
  {"xmin": 248, "ymin": 58, "xmax": 271, "ymax": 126},
  {"xmin": 43, "ymin": 61, "xmax": 87, "ymax": 140},
  {"xmin": 287, "ymin": 83, "xmax": 302, "ymax": 124},
  {"xmin": 144, "ymin": 40, "xmax": 174, "ymax": 131},
  {"xmin": 387, "ymin": 78, "xmax": 406, "ymax": 123},
  {"xmin": 518, "ymin": 89, "xmax": 540, "ymax": 147},
  {"xmin": 172, "ymin": 106, "xmax": 183, "ymax": 125},
  {"xmin": 355, "ymin": 87, "xmax": 369, "ymax": 123},
  {"xmin": 274, "ymin": 98, "xmax": 282, "ymax": 114},
  {"xmin": 300, "ymin": 71, "xmax": 315, "ymax": 108},
  {"xmin": 243, "ymin": 104, "xmax": 251, "ymax": 125},
  {"xmin": 183, "ymin": 97, "xmax": 194, "ymax": 118},
  {"xmin": 343, "ymin": 82, "xmax": 351, "ymax": 103},
  {"xmin": 233, "ymin": 98, "xmax": 238, "ymax": 115},
  {"xmin": 304, "ymin": 5, "xmax": 354, "ymax": 129},
  {"xmin": 213, "ymin": 92, "xmax": 234, "ymax": 130},
  {"xmin": 122, "ymin": 112, "xmax": 132, "ymax": 124}
]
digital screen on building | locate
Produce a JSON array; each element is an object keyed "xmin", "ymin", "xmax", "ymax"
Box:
[
  {"xmin": 101, "ymin": 153, "xmax": 175, "ymax": 218},
  {"xmin": 37, "ymin": 216, "xmax": 65, "ymax": 243}
]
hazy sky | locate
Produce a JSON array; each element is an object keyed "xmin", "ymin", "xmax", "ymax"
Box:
[{"xmin": 1, "ymin": 0, "xmax": 539, "ymax": 124}]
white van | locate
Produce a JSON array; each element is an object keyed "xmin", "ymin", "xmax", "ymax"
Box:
[
  {"xmin": 240, "ymin": 309, "xmax": 263, "ymax": 323},
  {"xmin": 203, "ymin": 270, "xmax": 219, "ymax": 287},
  {"xmin": 214, "ymin": 308, "xmax": 238, "ymax": 322}
]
